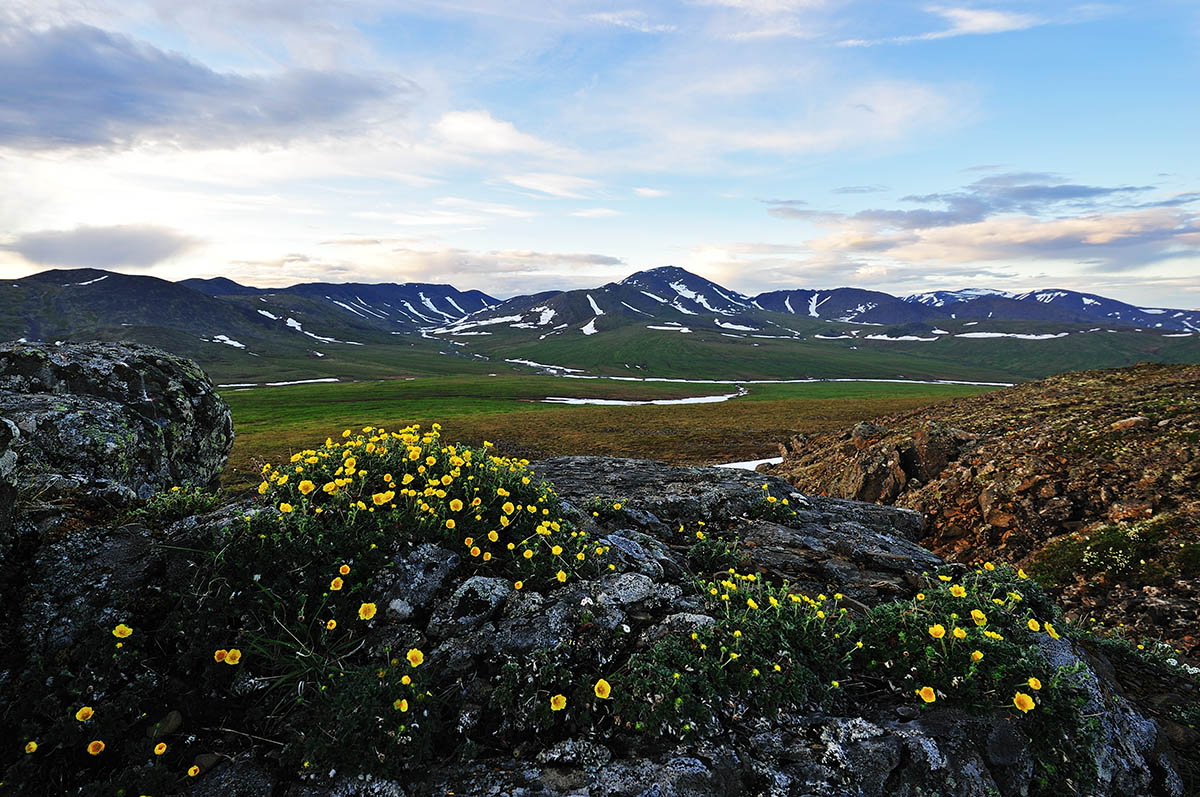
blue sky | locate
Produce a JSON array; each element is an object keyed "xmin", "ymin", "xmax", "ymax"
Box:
[{"xmin": 0, "ymin": 0, "xmax": 1197, "ymax": 306}]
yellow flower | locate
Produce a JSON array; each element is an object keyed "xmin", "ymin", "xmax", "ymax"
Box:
[
  {"xmin": 394, "ymin": 698, "xmax": 409, "ymax": 712},
  {"xmin": 502, "ymin": 502, "xmax": 515, "ymax": 515},
  {"xmin": 1045, "ymin": 622, "xmax": 1060, "ymax": 640},
  {"xmin": 372, "ymin": 492, "xmax": 388, "ymax": 506},
  {"xmin": 557, "ymin": 570, "xmax": 567, "ymax": 582},
  {"xmin": 938, "ymin": 575, "xmax": 952, "ymax": 582},
  {"xmin": 339, "ymin": 564, "xmax": 350, "ymax": 576},
  {"xmin": 984, "ymin": 562, "xmax": 995, "ymax": 571},
  {"xmin": 949, "ymin": 584, "xmax": 966, "ymax": 598},
  {"xmin": 322, "ymin": 481, "xmax": 338, "ymax": 494},
  {"xmin": 258, "ymin": 481, "xmax": 269, "ymax": 495},
  {"xmin": 747, "ymin": 598, "xmax": 759, "ymax": 610},
  {"xmin": 1027, "ymin": 677, "xmax": 1042, "ymax": 691},
  {"xmin": 75, "ymin": 706, "xmax": 94, "ymax": 722},
  {"xmin": 928, "ymin": 624, "xmax": 946, "ymax": 639},
  {"xmin": 450, "ymin": 498, "xmax": 463, "ymax": 512},
  {"xmin": 112, "ymin": 623, "xmax": 133, "ymax": 638},
  {"xmin": 401, "ymin": 675, "xmax": 411, "ymax": 685},
  {"xmin": 446, "ymin": 519, "xmax": 456, "ymax": 530},
  {"xmin": 326, "ymin": 619, "xmax": 337, "ymax": 630},
  {"xmin": 1017, "ymin": 568, "xmax": 1029, "ymax": 579},
  {"xmin": 831, "ymin": 680, "xmax": 840, "ymax": 688},
  {"xmin": 971, "ymin": 609, "xmax": 987, "ymax": 627},
  {"xmin": 952, "ymin": 627, "xmax": 967, "ymax": 639},
  {"xmin": 213, "ymin": 649, "xmax": 228, "ymax": 662},
  {"xmin": 550, "ymin": 694, "xmax": 567, "ymax": 711},
  {"xmin": 279, "ymin": 502, "xmax": 293, "ymax": 514},
  {"xmin": 612, "ymin": 502, "xmax": 622, "ymax": 510},
  {"xmin": 225, "ymin": 649, "xmax": 242, "ymax": 665},
  {"xmin": 87, "ymin": 740, "xmax": 105, "ymax": 755},
  {"xmin": 523, "ymin": 549, "xmax": 533, "ymax": 559},
  {"xmin": 358, "ymin": 602, "xmax": 377, "ymax": 621},
  {"xmin": 407, "ymin": 648, "xmax": 424, "ymax": 668},
  {"xmin": 514, "ymin": 580, "xmax": 524, "ymax": 590},
  {"xmin": 917, "ymin": 686, "xmax": 936, "ymax": 703},
  {"xmin": 1013, "ymin": 692, "xmax": 1036, "ymax": 712},
  {"xmin": 470, "ymin": 546, "xmax": 481, "ymax": 557},
  {"xmin": 971, "ymin": 650, "xmax": 983, "ymax": 662},
  {"xmin": 1027, "ymin": 618, "xmax": 1041, "ymax": 632},
  {"xmin": 594, "ymin": 678, "xmax": 612, "ymax": 699},
  {"xmin": 330, "ymin": 577, "xmax": 344, "ymax": 591},
  {"xmin": 154, "ymin": 742, "xmax": 167, "ymax": 755},
  {"xmin": 298, "ymin": 480, "xmax": 316, "ymax": 495},
  {"xmin": 25, "ymin": 741, "xmax": 37, "ymax": 754},
  {"xmin": 188, "ymin": 765, "xmax": 200, "ymax": 776},
  {"xmin": 916, "ymin": 593, "xmax": 925, "ymax": 601}
]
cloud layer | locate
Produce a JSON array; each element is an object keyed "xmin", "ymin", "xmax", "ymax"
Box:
[
  {"xmin": 3, "ymin": 224, "xmax": 196, "ymax": 268},
  {"xmin": 0, "ymin": 23, "xmax": 411, "ymax": 150}
]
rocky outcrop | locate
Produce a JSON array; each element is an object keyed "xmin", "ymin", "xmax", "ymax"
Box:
[
  {"xmin": 0, "ymin": 341, "xmax": 233, "ymax": 515},
  {"xmin": 0, "ymin": 346, "xmax": 1187, "ymax": 795},
  {"xmin": 768, "ymin": 364, "xmax": 1200, "ymax": 655}
]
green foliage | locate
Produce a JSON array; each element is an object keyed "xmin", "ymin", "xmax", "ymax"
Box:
[
  {"xmin": 126, "ymin": 484, "xmax": 225, "ymax": 528},
  {"xmin": 619, "ymin": 573, "xmax": 853, "ymax": 738},
  {"xmin": 851, "ymin": 564, "xmax": 1100, "ymax": 794},
  {"xmin": 1030, "ymin": 514, "xmax": 1183, "ymax": 587}
]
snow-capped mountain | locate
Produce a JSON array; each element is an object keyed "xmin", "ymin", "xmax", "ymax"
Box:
[
  {"xmin": 904, "ymin": 288, "xmax": 1015, "ymax": 307},
  {"xmin": 757, "ymin": 288, "xmax": 933, "ymax": 325}
]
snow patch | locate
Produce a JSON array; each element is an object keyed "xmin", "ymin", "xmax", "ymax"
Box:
[
  {"xmin": 647, "ymin": 325, "xmax": 692, "ymax": 333},
  {"xmin": 257, "ymin": 309, "xmax": 279, "ymax": 320},
  {"xmin": 581, "ymin": 318, "xmax": 599, "ymax": 335},
  {"xmin": 70, "ymin": 275, "xmax": 110, "ymax": 286},
  {"xmin": 715, "ymin": 456, "xmax": 784, "ymax": 471},
  {"xmin": 955, "ymin": 332, "xmax": 1070, "ymax": 340},
  {"xmin": 715, "ymin": 320, "xmax": 756, "ymax": 331},
  {"xmin": 586, "ymin": 294, "xmax": 605, "ymax": 316},
  {"xmin": 211, "ymin": 334, "xmax": 246, "ymax": 349}
]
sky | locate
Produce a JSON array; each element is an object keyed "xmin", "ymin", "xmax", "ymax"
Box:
[{"xmin": 0, "ymin": 1, "xmax": 1198, "ymax": 306}]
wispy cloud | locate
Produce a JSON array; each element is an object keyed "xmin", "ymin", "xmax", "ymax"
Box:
[
  {"xmin": 503, "ymin": 173, "xmax": 600, "ymax": 199},
  {"xmin": 840, "ymin": 6, "xmax": 1044, "ymax": 47},
  {"xmin": 571, "ymin": 208, "xmax": 622, "ymax": 218},
  {"xmin": 587, "ymin": 10, "xmax": 675, "ymax": 33}
]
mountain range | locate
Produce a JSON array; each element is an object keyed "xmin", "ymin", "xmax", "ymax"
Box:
[{"xmin": 2, "ymin": 265, "xmax": 1197, "ymax": 384}]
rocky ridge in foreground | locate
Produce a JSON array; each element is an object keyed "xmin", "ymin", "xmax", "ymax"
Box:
[{"xmin": 0, "ymin": 343, "xmax": 1188, "ymax": 795}]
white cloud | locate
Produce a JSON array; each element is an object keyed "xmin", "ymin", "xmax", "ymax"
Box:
[
  {"xmin": 587, "ymin": 10, "xmax": 675, "ymax": 34},
  {"xmin": 503, "ymin": 172, "xmax": 600, "ymax": 199},
  {"xmin": 430, "ymin": 110, "xmax": 554, "ymax": 155},
  {"xmin": 571, "ymin": 208, "xmax": 622, "ymax": 218},
  {"xmin": 840, "ymin": 6, "xmax": 1044, "ymax": 46},
  {"xmin": 634, "ymin": 187, "xmax": 667, "ymax": 197}
]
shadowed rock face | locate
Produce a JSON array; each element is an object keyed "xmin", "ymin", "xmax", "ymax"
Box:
[{"xmin": 0, "ymin": 341, "xmax": 233, "ymax": 512}]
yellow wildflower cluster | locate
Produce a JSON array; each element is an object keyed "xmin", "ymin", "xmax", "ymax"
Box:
[{"xmin": 256, "ymin": 424, "xmax": 599, "ymax": 583}]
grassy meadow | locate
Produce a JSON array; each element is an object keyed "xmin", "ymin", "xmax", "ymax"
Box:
[{"xmin": 220, "ymin": 374, "xmax": 996, "ymax": 489}]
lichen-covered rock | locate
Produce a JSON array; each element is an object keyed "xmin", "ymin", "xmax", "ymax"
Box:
[{"xmin": 0, "ymin": 341, "xmax": 233, "ymax": 506}]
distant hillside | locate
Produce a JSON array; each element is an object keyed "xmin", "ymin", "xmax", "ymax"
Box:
[
  {"xmin": 2, "ymin": 266, "xmax": 1197, "ymax": 383},
  {"xmin": 767, "ymin": 362, "xmax": 1200, "ymax": 657}
]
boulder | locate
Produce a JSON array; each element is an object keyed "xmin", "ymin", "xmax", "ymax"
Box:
[{"xmin": 0, "ymin": 341, "xmax": 233, "ymax": 507}]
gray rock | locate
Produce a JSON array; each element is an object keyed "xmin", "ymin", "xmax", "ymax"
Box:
[
  {"xmin": 383, "ymin": 543, "xmax": 460, "ymax": 621},
  {"xmin": 427, "ymin": 575, "xmax": 512, "ymax": 638},
  {"xmin": 0, "ymin": 341, "xmax": 233, "ymax": 505}
]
